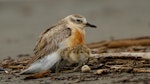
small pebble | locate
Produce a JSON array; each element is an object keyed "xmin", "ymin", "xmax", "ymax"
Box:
[
  {"xmin": 96, "ymin": 69, "xmax": 108, "ymax": 75},
  {"xmin": 81, "ymin": 65, "xmax": 91, "ymax": 72},
  {"xmin": 96, "ymin": 69, "xmax": 103, "ymax": 75},
  {"xmin": 4, "ymin": 70, "xmax": 9, "ymax": 74}
]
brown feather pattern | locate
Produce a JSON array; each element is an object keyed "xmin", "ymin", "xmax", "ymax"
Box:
[{"xmin": 26, "ymin": 24, "xmax": 71, "ymax": 68}]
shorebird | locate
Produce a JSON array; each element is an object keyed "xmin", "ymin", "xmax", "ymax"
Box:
[
  {"xmin": 59, "ymin": 44, "xmax": 91, "ymax": 73},
  {"xmin": 20, "ymin": 14, "xmax": 96, "ymax": 74}
]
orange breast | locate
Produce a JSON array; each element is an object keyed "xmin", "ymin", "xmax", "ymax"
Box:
[{"xmin": 68, "ymin": 28, "xmax": 85, "ymax": 47}]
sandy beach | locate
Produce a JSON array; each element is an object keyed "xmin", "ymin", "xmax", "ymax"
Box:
[
  {"xmin": 0, "ymin": 0, "xmax": 150, "ymax": 59},
  {"xmin": 0, "ymin": 0, "xmax": 150, "ymax": 84}
]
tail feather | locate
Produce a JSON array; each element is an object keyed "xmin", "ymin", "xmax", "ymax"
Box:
[{"xmin": 20, "ymin": 52, "xmax": 61, "ymax": 74}]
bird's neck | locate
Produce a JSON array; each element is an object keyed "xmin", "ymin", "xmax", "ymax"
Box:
[{"xmin": 69, "ymin": 27, "xmax": 85, "ymax": 48}]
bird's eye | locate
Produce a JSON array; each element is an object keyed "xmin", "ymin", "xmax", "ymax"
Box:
[{"xmin": 76, "ymin": 19, "xmax": 82, "ymax": 23}]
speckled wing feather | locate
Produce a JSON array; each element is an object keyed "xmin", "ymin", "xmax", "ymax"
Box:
[{"xmin": 25, "ymin": 24, "xmax": 71, "ymax": 68}]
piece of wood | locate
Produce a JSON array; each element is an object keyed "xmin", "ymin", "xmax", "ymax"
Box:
[
  {"xmin": 108, "ymin": 39, "xmax": 150, "ymax": 48},
  {"xmin": 133, "ymin": 68, "xmax": 150, "ymax": 73},
  {"xmin": 91, "ymin": 52, "xmax": 150, "ymax": 60},
  {"xmin": 87, "ymin": 37, "xmax": 150, "ymax": 48},
  {"xmin": 8, "ymin": 65, "xmax": 24, "ymax": 69}
]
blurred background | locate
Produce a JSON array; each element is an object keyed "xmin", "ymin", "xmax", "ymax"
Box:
[{"xmin": 0, "ymin": 0, "xmax": 150, "ymax": 59}]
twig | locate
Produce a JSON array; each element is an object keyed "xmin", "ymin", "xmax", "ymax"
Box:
[{"xmin": 133, "ymin": 68, "xmax": 150, "ymax": 73}]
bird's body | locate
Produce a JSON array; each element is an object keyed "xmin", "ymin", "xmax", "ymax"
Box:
[
  {"xmin": 59, "ymin": 44, "xmax": 91, "ymax": 73},
  {"xmin": 61, "ymin": 44, "xmax": 90, "ymax": 64},
  {"xmin": 20, "ymin": 14, "xmax": 96, "ymax": 74}
]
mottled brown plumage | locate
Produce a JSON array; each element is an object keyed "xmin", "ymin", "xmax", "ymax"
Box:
[
  {"xmin": 21, "ymin": 14, "xmax": 96, "ymax": 74},
  {"xmin": 59, "ymin": 44, "xmax": 91, "ymax": 72},
  {"xmin": 26, "ymin": 24, "xmax": 71, "ymax": 68}
]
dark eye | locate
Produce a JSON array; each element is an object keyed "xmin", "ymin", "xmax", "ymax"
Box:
[{"xmin": 76, "ymin": 19, "xmax": 82, "ymax": 23}]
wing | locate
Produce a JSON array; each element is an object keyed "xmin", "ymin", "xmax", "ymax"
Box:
[{"xmin": 26, "ymin": 24, "xmax": 71, "ymax": 68}]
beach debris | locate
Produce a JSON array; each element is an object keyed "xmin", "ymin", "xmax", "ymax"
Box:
[
  {"xmin": 81, "ymin": 65, "xmax": 91, "ymax": 72},
  {"xmin": 0, "ymin": 36, "xmax": 150, "ymax": 80},
  {"xmin": 96, "ymin": 69, "xmax": 108, "ymax": 75}
]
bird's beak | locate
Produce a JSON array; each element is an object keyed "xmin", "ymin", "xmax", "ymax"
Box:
[{"xmin": 86, "ymin": 22, "xmax": 97, "ymax": 28}]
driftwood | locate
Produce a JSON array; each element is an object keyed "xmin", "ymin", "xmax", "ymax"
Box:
[
  {"xmin": 0, "ymin": 36, "xmax": 150, "ymax": 79},
  {"xmin": 133, "ymin": 68, "xmax": 150, "ymax": 73},
  {"xmin": 87, "ymin": 36, "xmax": 150, "ymax": 49},
  {"xmin": 91, "ymin": 52, "xmax": 150, "ymax": 60},
  {"xmin": 95, "ymin": 66, "xmax": 150, "ymax": 74},
  {"xmin": 88, "ymin": 52, "xmax": 150, "ymax": 74}
]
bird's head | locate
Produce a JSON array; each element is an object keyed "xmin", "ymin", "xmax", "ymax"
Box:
[{"xmin": 64, "ymin": 14, "xmax": 97, "ymax": 29}]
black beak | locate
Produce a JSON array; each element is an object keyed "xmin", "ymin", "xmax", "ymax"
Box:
[{"xmin": 86, "ymin": 22, "xmax": 97, "ymax": 28}]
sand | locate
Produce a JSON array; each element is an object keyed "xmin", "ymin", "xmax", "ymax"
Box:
[{"xmin": 0, "ymin": 0, "xmax": 150, "ymax": 84}]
